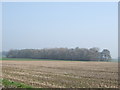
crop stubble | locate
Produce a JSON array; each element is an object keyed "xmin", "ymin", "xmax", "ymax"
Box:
[{"xmin": 2, "ymin": 60, "xmax": 118, "ymax": 88}]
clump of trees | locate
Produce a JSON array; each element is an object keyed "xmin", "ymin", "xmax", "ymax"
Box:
[{"xmin": 6, "ymin": 47, "xmax": 111, "ymax": 61}]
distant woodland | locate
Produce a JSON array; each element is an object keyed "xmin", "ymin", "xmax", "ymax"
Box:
[{"xmin": 3, "ymin": 47, "xmax": 111, "ymax": 61}]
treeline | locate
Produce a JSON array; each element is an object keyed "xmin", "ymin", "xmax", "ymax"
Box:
[{"xmin": 6, "ymin": 47, "xmax": 111, "ymax": 61}]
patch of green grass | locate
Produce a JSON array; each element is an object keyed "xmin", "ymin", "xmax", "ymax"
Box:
[
  {"xmin": 2, "ymin": 79, "xmax": 33, "ymax": 88},
  {"xmin": 2, "ymin": 57, "xmax": 113, "ymax": 62},
  {"xmin": 1, "ymin": 58, "xmax": 76, "ymax": 61},
  {"xmin": 1, "ymin": 58, "xmax": 45, "ymax": 61},
  {"xmin": 1, "ymin": 79, "xmax": 51, "ymax": 90}
]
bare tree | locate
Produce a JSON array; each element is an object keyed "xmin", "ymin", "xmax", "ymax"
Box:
[
  {"xmin": 101, "ymin": 49, "xmax": 111, "ymax": 61},
  {"xmin": 6, "ymin": 47, "xmax": 112, "ymax": 61}
]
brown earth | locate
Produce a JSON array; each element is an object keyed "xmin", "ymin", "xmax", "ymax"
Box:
[{"xmin": 1, "ymin": 60, "xmax": 118, "ymax": 88}]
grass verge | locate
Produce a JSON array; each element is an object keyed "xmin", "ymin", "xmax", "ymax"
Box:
[
  {"xmin": 2, "ymin": 79, "xmax": 52, "ymax": 90},
  {"xmin": 1, "ymin": 58, "xmax": 96, "ymax": 62},
  {"xmin": 2, "ymin": 79, "xmax": 33, "ymax": 88}
]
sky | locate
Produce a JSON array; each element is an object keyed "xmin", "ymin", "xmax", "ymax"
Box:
[{"xmin": 2, "ymin": 2, "xmax": 118, "ymax": 58}]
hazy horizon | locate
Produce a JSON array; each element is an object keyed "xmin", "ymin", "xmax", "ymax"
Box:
[{"xmin": 2, "ymin": 2, "xmax": 118, "ymax": 58}]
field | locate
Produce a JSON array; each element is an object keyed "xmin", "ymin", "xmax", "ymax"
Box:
[{"xmin": 1, "ymin": 59, "xmax": 118, "ymax": 88}]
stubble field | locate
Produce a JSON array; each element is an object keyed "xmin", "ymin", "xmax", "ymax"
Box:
[{"xmin": 2, "ymin": 60, "xmax": 118, "ymax": 88}]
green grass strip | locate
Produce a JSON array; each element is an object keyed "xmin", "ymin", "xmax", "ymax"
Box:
[
  {"xmin": 2, "ymin": 79, "xmax": 33, "ymax": 88},
  {"xmin": 2, "ymin": 79, "xmax": 55, "ymax": 90},
  {"xmin": 1, "ymin": 58, "xmax": 93, "ymax": 62}
]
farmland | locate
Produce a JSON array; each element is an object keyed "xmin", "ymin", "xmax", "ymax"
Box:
[{"xmin": 1, "ymin": 59, "xmax": 118, "ymax": 88}]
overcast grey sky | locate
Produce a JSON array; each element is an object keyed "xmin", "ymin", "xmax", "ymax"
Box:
[{"xmin": 2, "ymin": 2, "xmax": 118, "ymax": 58}]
